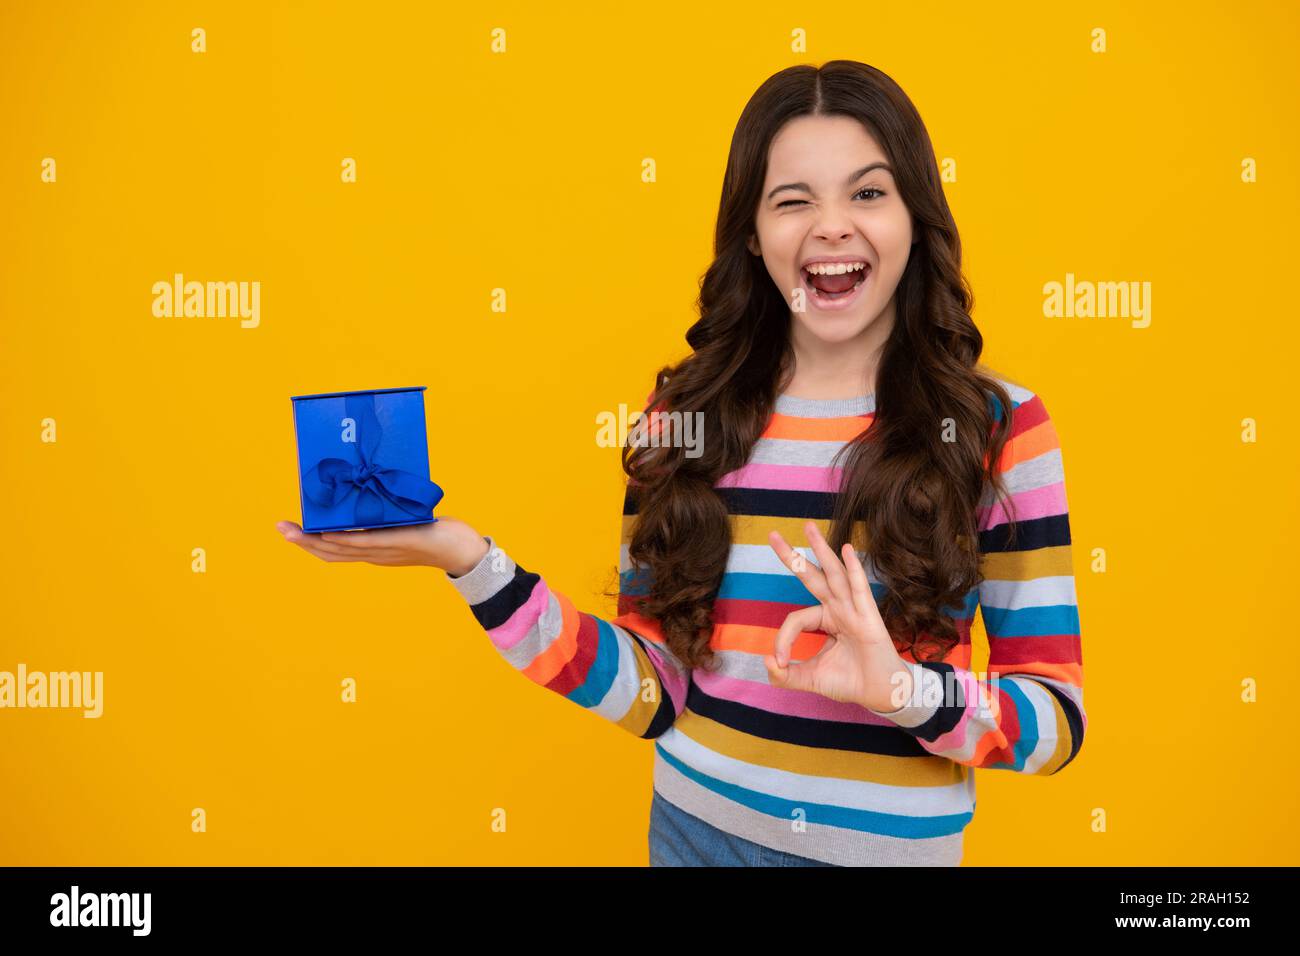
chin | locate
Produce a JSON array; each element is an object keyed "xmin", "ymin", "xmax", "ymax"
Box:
[{"xmin": 797, "ymin": 311, "xmax": 877, "ymax": 342}]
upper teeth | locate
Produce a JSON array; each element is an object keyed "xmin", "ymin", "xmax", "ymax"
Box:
[{"xmin": 805, "ymin": 261, "xmax": 867, "ymax": 275}]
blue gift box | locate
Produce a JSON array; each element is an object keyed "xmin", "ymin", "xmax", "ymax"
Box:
[{"xmin": 289, "ymin": 386, "xmax": 444, "ymax": 533}]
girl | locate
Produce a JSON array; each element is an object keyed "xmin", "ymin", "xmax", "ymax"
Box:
[{"xmin": 277, "ymin": 60, "xmax": 1085, "ymax": 867}]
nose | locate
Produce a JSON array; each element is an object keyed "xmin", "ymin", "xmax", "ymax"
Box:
[
  {"xmin": 808, "ymin": 190, "xmax": 861, "ymax": 238},
  {"xmin": 812, "ymin": 217, "xmax": 855, "ymax": 242}
]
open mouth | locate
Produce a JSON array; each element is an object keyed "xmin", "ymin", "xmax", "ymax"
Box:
[{"xmin": 800, "ymin": 262, "xmax": 871, "ymax": 308}]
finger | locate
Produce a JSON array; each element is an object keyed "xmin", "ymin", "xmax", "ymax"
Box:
[
  {"xmin": 279, "ymin": 521, "xmax": 368, "ymax": 554},
  {"xmin": 319, "ymin": 530, "xmax": 367, "ymax": 545},
  {"xmin": 840, "ymin": 542, "xmax": 879, "ymax": 621},
  {"xmin": 294, "ymin": 537, "xmax": 362, "ymax": 561},
  {"xmin": 320, "ymin": 525, "xmax": 415, "ymax": 550},
  {"xmin": 318, "ymin": 531, "xmax": 411, "ymax": 561},
  {"xmin": 318, "ymin": 530, "xmax": 392, "ymax": 552},
  {"xmin": 765, "ymin": 630, "xmax": 835, "ymax": 693},
  {"xmin": 302, "ymin": 542, "xmax": 401, "ymax": 565},
  {"xmin": 768, "ymin": 530, "xmax": 831, "ymax": 604},
  {"xmin": 771, "ymin": 604, "xmax": 825, "ymax": 668},
  {"xmin": 279, "ymin": 523, "xmax": 369, "ymax": 561},
  {"xmin": 803, "ymin": 521, "xmax": 852, "ymax": 609}
]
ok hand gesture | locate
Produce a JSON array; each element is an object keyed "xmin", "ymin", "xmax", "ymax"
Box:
[{"xmin": 765, "ymin": 521, "xmax": 915, "ymax": 713}]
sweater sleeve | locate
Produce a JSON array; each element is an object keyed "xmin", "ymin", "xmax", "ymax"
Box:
[
  {"xmin": 444, "ymin": 482, "xmax": 692, "ymax": 739},
  {"xmin": 866, "ymin": 388, "xmax": 1086, "ymax": 775}
]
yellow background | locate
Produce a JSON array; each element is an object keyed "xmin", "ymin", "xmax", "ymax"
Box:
[{"xmin": 2, "ymin": 0, "xmax": 1297, "ymax": 865}]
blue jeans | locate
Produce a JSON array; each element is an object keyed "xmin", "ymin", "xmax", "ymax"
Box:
[{"xmin": 648, "ymin": 790, "xmax": 839, "ymax": 867}]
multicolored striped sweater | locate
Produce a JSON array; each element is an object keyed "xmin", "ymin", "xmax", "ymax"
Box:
[{"xmin": 446, "ymin": 379, "xmax": 1085, "ymax": 866}]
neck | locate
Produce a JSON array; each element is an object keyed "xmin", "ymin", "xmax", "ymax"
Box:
[{"xmin": 782, "ymin": 298, "xmax": 896, "ymax": 399}]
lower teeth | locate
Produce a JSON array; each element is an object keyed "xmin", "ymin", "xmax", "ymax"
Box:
[{"xmin": 812, "ymin": 273, "xmax": 865, "ymax": 299}]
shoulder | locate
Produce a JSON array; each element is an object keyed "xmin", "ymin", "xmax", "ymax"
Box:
[
  {"xmin": 980, "ymin": 374, "xmax": 1066, "ymax": 485},
  {"xmin": 983, "ymin": 371, "xmax": 1052, "ymax": 433}
]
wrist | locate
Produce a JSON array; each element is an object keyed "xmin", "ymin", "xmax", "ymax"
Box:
[
  {"xmin": 866, "ymin": 659, "xmax": 917, "ymax": 714},
  {"xmin": 446, "ymin": 534, "xmax": 491, "ymax": 577}
]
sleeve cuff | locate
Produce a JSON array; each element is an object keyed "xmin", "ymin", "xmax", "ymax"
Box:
[
  {"xmin": 445, "ymin": 535, "xmax": 516, "ymax": 605},
  {"xmin": 866, "ymin": 661, "xmax": 943, "ymax": 728}
]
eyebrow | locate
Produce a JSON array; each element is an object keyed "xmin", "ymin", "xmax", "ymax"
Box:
[{"xmin": 766, "ymin": 162, "xmax": 893, "ymax": 201}]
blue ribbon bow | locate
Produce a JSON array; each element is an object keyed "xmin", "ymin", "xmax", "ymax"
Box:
[{"xmin": 302, "ymin": 393, "xmax": 442, "ymax": 528}]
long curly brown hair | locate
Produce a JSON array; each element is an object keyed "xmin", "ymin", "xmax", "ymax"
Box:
[{"xmin": 617, "ymin": 60, "xmax": 1019, "ymax": 672}]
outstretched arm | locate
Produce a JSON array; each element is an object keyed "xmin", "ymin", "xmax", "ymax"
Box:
[{"xmin": 445, "ymin": 483, "xmax": 692, "ymax": 739}]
